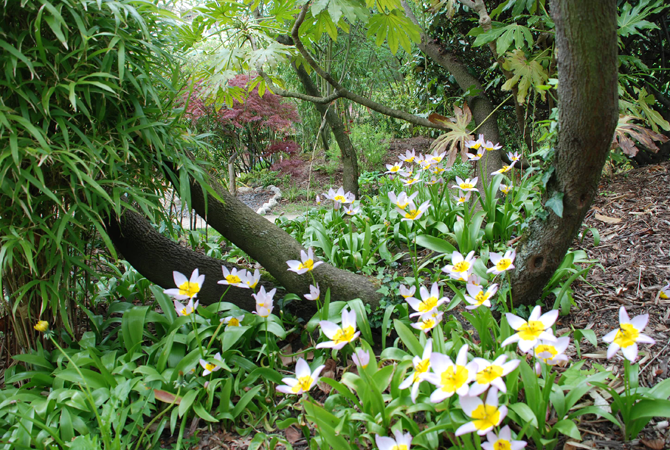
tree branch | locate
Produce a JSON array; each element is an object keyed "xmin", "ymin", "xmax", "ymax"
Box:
[
  {"xmin": 259, "ymin": 70, "xmax": 342, "ymax": 104},
  {"xmin": 286, "ymin": 4, "xmax": 448, "ymax": 131}
]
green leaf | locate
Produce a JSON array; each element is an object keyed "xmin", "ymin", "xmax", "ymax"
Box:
[
  {"xmin": 178, "ymin": 390, "xmax": 198, "ymax": 417},
  {"xmin": 394, "ymin": 319, "xmax": 423, "ymax": 356},
  {"xmin": 501, "ymin": 49, "xmax": 549, "ymax": 104},
  {"xmin": 630, "ymin": 399, "xmax": 670, "ymax": 420},
  {"xmin": 56, "ymin": 369, "xmax": 108, "ymax": 390},
  {"xmin": 416, "ymin": 234, "xmax": 456, "ymax": 254},
  {"xmin": 545, "ymin": 191, "xmax": 564, "ymax": 218},
  {"xmin": 552, "ymin": 419, "xmax": 581, "ymax": 440},
  {"xmin": 367, "ymin": 10, "xmax": 420, "ymax": 54},
  {"xmin": 122, "ymin": 306, "xmax": 149, "ymax": 354},
  {"xmin": 508, "ymin": 402, "xmax": 538, "ymax": 428}
]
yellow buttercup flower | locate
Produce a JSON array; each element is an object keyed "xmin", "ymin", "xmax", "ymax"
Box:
[{"xmin": 34, "ymin": 320, "xmax": 49, "ymax": 332}]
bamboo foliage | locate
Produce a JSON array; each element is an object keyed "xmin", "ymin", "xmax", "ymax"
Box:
[{"xmin": 0, "ymin": 0, "xmax": 206, "ymax": 350}]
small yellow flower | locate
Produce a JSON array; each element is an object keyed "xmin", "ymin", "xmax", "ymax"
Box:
[{"xmin": 34, "ymin": 320, "xmax": 49, "ymax": 333}]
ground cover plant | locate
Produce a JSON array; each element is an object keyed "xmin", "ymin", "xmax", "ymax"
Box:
[
  {"xmin": 3, "ymin": 139, "xmax": 670, "ymax": 449},
  {"xmin": 2, "ymin": 0, "xmax": 670, "ymax": 448}
]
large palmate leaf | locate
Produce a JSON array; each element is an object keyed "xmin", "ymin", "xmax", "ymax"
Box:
[
  {"xmin": 501, "ymin": 49, "xmax": 550, "ymax": 104},
  {"xmin": 617, "ymin": 0, "xmax": 667, "ymax": 38},
  {"xmin": 367, "ymin": 9, "xmax": 421, "ymax": 54},
  {"xmin": 427, "ymin": 103, "xmax": 474, "ymax": 167},
  {"xmin": 611, "ymin": 115, "xmax": 669, "ymax": 157}
]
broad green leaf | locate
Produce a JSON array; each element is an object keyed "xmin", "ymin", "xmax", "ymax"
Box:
[{"xmin": 501, "ymin": 49, "xmax": 550, "ymax": 104}]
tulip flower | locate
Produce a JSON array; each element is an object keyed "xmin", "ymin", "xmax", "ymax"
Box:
[
  {"xmin": 411, "ymin": 310, "xmax": 444, "ymax": 333},
  {"xmin": 469, "ymin": 355, "xmax": 520, "ymax": 396},
  {"xmin": 464, "ymin": 283, "xmax": 498, "ymax": 310},
  {"xmin": 399, "ymin": 339, "xmax": 432, "ymax": 403},
  {"xmin": 399, "ymin": 284, "xmax": 416, "ymax": 299},
  {"xmin": 491, "ymin": 161, "xmax": 517, "ymax": 175},
  {"xmin": 352, "ymin": 348, "xmax": 371, "ymax": 369},
  {"xmin": 221, "ymin": 315, "xmax": 245, "ymax": 328},
  {"xmin": 304, "ymin": 284, "xmax": 320, "ymax": 301},
  {"xmin": 465, "ymin": 134, "xmax": 485, "ymax": 150},
  {"xmin": 388, "ymin": 191, "xmax": 418, "ymax": 210},
  {"xmin": 277, "ymin": 358, "xmax": 325, "ymax": 395},
  {"xmin": 487, "ymin": 249, "xmax": 516, "ymax": 275},
  {"xmin": 535, "ymin": 336, "xmax": 570, "ymax": 366},
  {"xmin": 397, "ymin": 200, "xmax": 431, "ymax": 222},
  {"xmin": 482, "ymin": 426, "xmax": 527, "ymax": 450},
  {"xmin": 402, "ymin": 176, "xmax": 421, "ymax": 187},
  {"xmin": 424, "ymin": 344, "xmax": 477, "ymax": 402},
  {"xmin": 385, "ymin": 162, "xmax": 404, "ymax": 174},
  {"xmin": 660, "ymin": 283, "xmax": 669, "ymax": 299},
  {"xmin": 243, "ymin": 269, "xmax": 261, "ymax": 290},
  {"xmin": 456, "ymin": 387, "xmax": 507, "ymax": 436},
  {"xmin": 454, "ymin": 191, "xmax": 472, "ymax": 204},
  {"xmin": 483, "ymin": 141, "xmax": 502, "ymax": 152},
  {"xmin": 452, "ymin": 177, "xmax": 478, "ymax": 192},
  {"xmin": 287, "ymin": 248, "xmax": 324, "ymax": 274},
  {"xmin": 501, "ymin": 306, "xmax": 558, "ymax": 353},
  {"xmin": 252, "ymin": 286, "xmax": 276, "ymax": 317},
  {"xmin": 507, "ymin": 151, "xmax": 521, "ymax": 162},
  {"xmin": 316, "ymin": 308, "xmax": 360, "ymax": 350},
  {"xmin": 325, "ymin": 187, "xmax": 355, "ymax": 206},
  {"xmin": 467, "ymin": 151, "xmax": 485, "ymax": 161},
  {"xmin": 375, "ymin": 430, "xmax": 412, "ymax": 450},
  {"xmin": 443, "ymin": 251, "xmax": 476, "ymax": 281},
  {"xmin": 174, "ymin": 298, "xmax": 199, "ymax": 317},
  {"xmin": 164, "ymin": 269, "xmax": 205, "ymax": 300},
  {"xmin": 603, "ymin": 306, "xmax": 655, "ymax": 362},
  {"xmin": 406, "ymin": 283, "xmax": 449, "ymax": 317},
  {"xmin": 218, "ymin": 267, "xmax": 249, "ymax": 289},
  {"xmin": 199, "ymin": 352, "xmax": 223, "ymax": 376},
  {"xmin": 500, "ymin": 184, "xmax": 512, "ymax": 195},
  {"xmin": 399, "ymin": 149, "xmax": 416, "ymax": 163}
]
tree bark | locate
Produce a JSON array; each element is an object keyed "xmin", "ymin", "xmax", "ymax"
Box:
[
  {"xmin": 170, "ymin": 163, "xmax": 382, "ymax": 310},
  {"xmin": 292, "ymin": 62, "xmax": 360, "ymax": 197},
  {"xmin": 510, "ymin": 0, "xmax": 619, "ymax": 305},
  {"xmin": 105, "ymin": 209, "xmax": 278, "ymax": 313}
]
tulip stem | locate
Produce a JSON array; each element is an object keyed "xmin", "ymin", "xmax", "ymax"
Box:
[{"xmin": 191, "ymin": 313, "xmax": 205, "ymax": 358}]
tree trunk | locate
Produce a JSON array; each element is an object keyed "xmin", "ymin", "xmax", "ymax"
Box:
[
  {"xmin": 171, "ymin": 163, "xmax": 382, "ymax": 309},
  {"xmin": 510, "ymin": 0, "xmax": 619, "ymax": 305},
  {"xmin": 292, "ymin": 64, "xmax": 360, "ymax": 197},
  {"xmin": 400, "ymin": 0, "xmax": 503, "ymax": 185},
  {"xmin": 105, "ymin": 209, "xmax": 280, "ymax": 313}
]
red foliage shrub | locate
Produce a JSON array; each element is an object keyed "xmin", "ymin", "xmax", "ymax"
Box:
[
  {"xmin": 271, "ymin": 158, "xmax": 306, "ymax": 179},
  {"xmin": 265, "ymin": 140, "xmax": 300, "ymax": 157}
]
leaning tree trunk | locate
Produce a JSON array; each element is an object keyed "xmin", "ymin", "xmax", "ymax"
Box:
[
  {"xmin": 104, "ymin": 209, "xmax": 287, "ymax": 314},
  {"xmin": 510, "ymin": 0, "xmax": 618, "ymax": 305},
  {"xmin": 293, "ymin": 62, "xmax": 360, "ymax": 197},
  {"xmin": 168, "ymin": 161, "xmax": 382, "ymax": 310}
]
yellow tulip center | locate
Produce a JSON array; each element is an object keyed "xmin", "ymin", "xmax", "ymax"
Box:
[
  {"xmin": 517, "ymin": 320, "xmax": 545, "ymax": 341},
  {"xmin": 412, "ymin": 358, "xmax": 431, "ymax": 383},
  {"xmin": 496, "ymin": 259, "xmax": 512, "ymax": 272},
  {"xmin": 333, "ymin": 326, "xmax": 356, "ymax": 345},
  {"xmin": 227, "ymin": 318, "xmax": 240, "ymax": 327},
  {"xmin": 535, "ymin": 344, "xmax": 558, "ymax": 361},
  {"xmin": 453, "ymin": 261, "xmax": 470, "ymax": 273},
  {"xmin": 660, "ymin": 291, "xmax": 668, "ymax": 299},
  {"xmin": 405, "ymin": 156, "xmax": 415, "ymax": 162},
  {"xmin": 334, "ymin": 195, "xmax": 346, "ymax": 202},
  {"xmin": 440, "ymin": 365, "xmax": 468, "ymax": 393},
  {"xmin": 225, "ymin": 275, "xmax": 241, "ymax": 284},
  {"xmin": 298, "ymin": 259, "xmax": 315, "ymax": 271},
  {"xmin": 391, "ymin": 445, "xmax": 408, "ymax": 450},
  {"xmin": 390, "ymin": 166, "xmax": 401, "ymax": 172},
  {"xmin": 476, "ymin": 365, "xmax": 503, "ymax": 384},
  {"xmin": 471, "ymin": 404, "xmax": 501, "ymax": 431},
  {"xmin": 472, "ymin": 143, "xmax": 481, "ymax": 150},
  {"xmin": 474, "ymin": 291, "xmax": 490, "ymax": 305},
  {"xmin": 614, "ymin": 323, "xmax": 640, "ymax": 348},
  {"xmin": 181, "ymin": 308, "xmax": 192, "ymax": 316},
  {"xmin": 291, "ymin": 375, "xmax": 314, "ymax": 393},
  {"xmin": 397, "ymin": 201, "xmax": 409, "ymax": 209},
  {"xmin": 178, "ymin": 281, "xmax": 200, "ymax": 298},
  {"xmin": 418, "ymin": 296, "xmax": 438, "ymax": 313},
  {"xmin": 419, "ymin": 319, "xmax": 436, "ymax": 330},
  {"xmin": 460, "ymin": 183, "xmax": 474, "ymax": 189},
  {"xmin": 205, "ymin": 363, "xmax": 216, "ymax": 372},
  {"xmin": 458, "ymin": 196, "xmax": 467, "ymax": 203},
  {"xmin": 405, "ymin": 209, "xmax": 420, "ymax": 220},
  {"xmin": 494, "ymin": 439, "xmax": 512, "ymax": 450}
]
